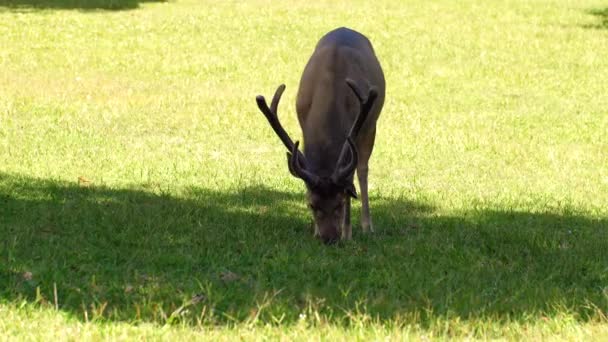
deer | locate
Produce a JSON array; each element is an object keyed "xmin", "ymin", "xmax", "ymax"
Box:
[{"xmin": 255, "ymin": 27, "xmax": 385, "ymax": 244}]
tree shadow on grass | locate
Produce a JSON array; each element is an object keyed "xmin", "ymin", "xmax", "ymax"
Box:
[
  {"xmin": 583, "ymin": 8, "xmax": 608, "ymax": 29},
  {"xmin": 0, "ymin": 0, "xmax": 165, "ymax": 11},
  {"xmin": 1, "ymin": 172, "xmax": 607, "ymax": 326}
]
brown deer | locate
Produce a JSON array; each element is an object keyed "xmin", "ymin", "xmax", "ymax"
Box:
[{"xmin": 256, "ymin": 27, "xmax": 385, "ymax": 244}]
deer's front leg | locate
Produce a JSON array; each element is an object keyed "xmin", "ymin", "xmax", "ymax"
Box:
[
  {"xmin": 312, "ymin": 220, "xmax": 320, "ymax": 237},
  {"xmin": 342, "ymin": 196, "xmax": 352, "ymax": 240},
  {"xmin": 357, "ymin": 165, "xmax": 373, "ymax": 233}
]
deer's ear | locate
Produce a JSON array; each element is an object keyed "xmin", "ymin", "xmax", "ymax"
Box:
[{"xmin": 345, "ymin": 183, "xmax": 357, "ymax": 199}]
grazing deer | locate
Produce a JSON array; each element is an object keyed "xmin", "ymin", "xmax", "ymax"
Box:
[{"xmin": 256, "ymin": 27, "xmax": 385, "ymax": 244}]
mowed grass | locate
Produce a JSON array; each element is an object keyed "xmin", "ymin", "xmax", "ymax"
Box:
[{"xmin": 1, "ymin": 0, "xmax": 608, "ymax": 339}]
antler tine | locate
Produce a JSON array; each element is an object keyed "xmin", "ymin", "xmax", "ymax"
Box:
[
  {"xmin": 332, "ymin": 80, "xmax": 379, "ymax": 184},
  {"xmin": 331, "ymin": 137, "xmax": 358, "ymax": 184},
  {"xmin": 345, "ymin": 79, "xmax": 378, "ymax": 138},
  {"xmin": 256, "ymin": 84, "xmax": 310, "ymax": 177},
  {"xmin": 355, "ymin": 87, "xmax": 378, "ymax": 133},
  {"xmin": 255, "ymin": 84, "xmax": 296, "ymax": 153},
  {"xmin": 270, "ymin": 84, "xmax": 286, "ymax": 114},
  {"xmin": 289, "ymin": 141, "xmax": 320, "ymax": 187}
]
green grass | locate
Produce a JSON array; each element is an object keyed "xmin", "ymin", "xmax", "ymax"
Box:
[{"xmin": 1, "ymin": 0, "xmax": 608, "ymax": 339}]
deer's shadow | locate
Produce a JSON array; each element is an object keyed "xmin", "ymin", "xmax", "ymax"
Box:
[{"xmin": 1, "ymin": 172, "xmax": 606, "ymax": 325}]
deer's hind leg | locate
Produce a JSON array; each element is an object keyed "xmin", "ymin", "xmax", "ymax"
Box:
[{"xmin": 356, "ymin": 130, "xmax": 376, "ymax": 234}]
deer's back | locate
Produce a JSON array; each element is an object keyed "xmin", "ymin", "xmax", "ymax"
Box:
[{"xmin": 296, "ymin": 28, "xmax": 385, "ymax": 172}]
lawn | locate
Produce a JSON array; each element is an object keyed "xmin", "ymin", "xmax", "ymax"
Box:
[{"xmin": 1, "ymin": 0, "xmax": 607, "ymax": 339}]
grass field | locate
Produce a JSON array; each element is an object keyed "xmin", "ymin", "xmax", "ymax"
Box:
[{"xmin": 1, "ymin": 0, "xmax": 608, "ymax": 339}]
